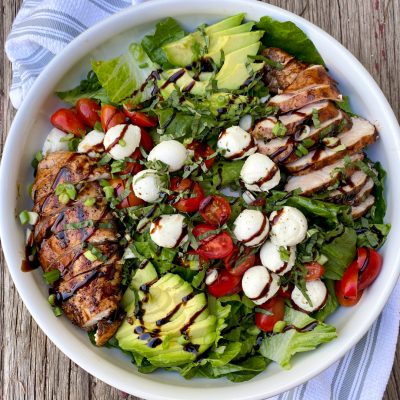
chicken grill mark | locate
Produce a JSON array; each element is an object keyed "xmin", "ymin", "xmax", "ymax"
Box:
[{"xmin": 31, "ymin": 151, "xmax": 123, "ymax": 345}]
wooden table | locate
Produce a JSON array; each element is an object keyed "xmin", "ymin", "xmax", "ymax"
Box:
[{"xmin": 1, "ymin": 1, "xmax": 399, "ymax": 399}]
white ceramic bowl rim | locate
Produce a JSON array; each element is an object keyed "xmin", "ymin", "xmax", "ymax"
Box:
[{"xmin": 1, "ymin": 1, "xmax": 400, "ymax": 399}]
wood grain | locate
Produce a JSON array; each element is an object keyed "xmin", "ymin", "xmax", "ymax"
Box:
[{"xmin": 0, "ymin": 1, "xmax": 399, "ymax": 399}]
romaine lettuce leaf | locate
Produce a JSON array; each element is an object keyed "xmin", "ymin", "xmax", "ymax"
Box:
[
  {"xmin": 202, "ymin": 160, "xmax": 245, "ymax": 194},
  {"xmin": 92, "ymin": 43, "xmax": 156, "ymax": 103},
  {"xmin": 321, "ymin": 227, "xmax": 357, "ymax": 280},
  {"xmin": 56, "ymin": 70, "xmax": 109, "ymax": 105},
  {"xmin": 370, "ymin": 161, "xmax": 387, "ymax": 224},
  {"xmin": 256, "ymin": 16, "xmax": 325, "ymax": 65},
  {"xmin": 142, "ymin": 17, "xmax": 186, "ymax": 68},
  {"xmin": 259, "ymin": 307, "xmax": 337, "ymax": 369}
]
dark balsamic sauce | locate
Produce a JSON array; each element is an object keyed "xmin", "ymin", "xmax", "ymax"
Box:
[
  {"xmin": 282, "ymin": 321, "xmax": 319, "ymax": 333},
  {"xmin": 105, "ymin": 124, "xmax": 129, "ymax": 152},
  {"xmin": 160, "ymin": 69, "xmax": 185, "ymax": 89}
]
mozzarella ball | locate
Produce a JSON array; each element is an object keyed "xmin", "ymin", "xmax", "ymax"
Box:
[
  {"xmin": 217, "ymin": 126, "xmax": 257, "ymax": 160},
  {"xmin": 150, "ymin": 214, "xmax": 186, "ymax": 248},
  {"xmin": 269, "ymin": 206, "xmax": 308, "ymax": 246},
  {"xmin": 233, "ymin": 209, "xmax": 269, "ymax": 247},
  {"xmin": 148, "ymin": 140, "xmax": 188, "ymax": 172},
  {"xmin": 260, "ymin": 240, "xmax": 296, "ymax": 275},
  {"xmin": 132, "ymin": 169, "xmax": 162, "ymax": 203},
  {"xmin": 291, "ymin": 279, "xmax": 328, "ymax": 312},
  {"xmin": 103, "ymin": 124, "xmax": 141, "ymax": 160},
  {"xmin": 240, "ymin": 153, "xmax": 281, "ymax": 192},
  {"xmin": 239, "ymin": 114, "xmax": 253, "ymax": 131},
  {"xmin": 78, "ymin": 130, "xmax": 105, "ymax": 154},
  {"xmin": 205, "ymin": 269, "xmax": 219, "ymax": 286},
  {"xmin": 242, "ymin": 266, "xmax": 280, "ymax": 305},
  {"xmin": 42, "ymin": 128, "xmax": 70, "ymax": 155}
]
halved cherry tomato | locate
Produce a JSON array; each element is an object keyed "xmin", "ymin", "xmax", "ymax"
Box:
[
  {"xmin": 250, "ymin": 198, "xmax": 266, "ymax": 207},
  {"xmin": 255, "ymin": 296, "xmax": 286, "ymax": 332},
  {"xmin": 75, "ymin": 98, "xmax": 101, "ymax": 128},
  {"xmin": 199, "ymin": 195, "xmax": 231, "ymax": 226},
  {"xmin": 192, "ymin": 223, "xmax": 233, "ymax": 259},
  {"xmin": 207, "ymin": 269, "xmax": 242, "ymax": 297},
  {"xmin": 337, "ymin": 260, "xmax": 359, "ymax": 300},
  {"xmin": 223, "ymin": 246, "xmax": 256, "ymax": 276},
  {"xmin": 278, "ymin": 286, "xmax": 293, "ymax": 299},
  {"xmin": 169, "ymin": 177, "xmax": 204, "ymax": 213},
  {"xmin": 100, "ymin": 104, "xmax": 126, "ymax": 132},
  {"xmin": 109, "ymin": 178, "xmax": 145, "ymax": 208},
  {"xmin": 187, "ymin": 141, "xmax": 216, "ymax": 170},
  {"xmin": 139, "ymin": 128, "xmax": 154, "ymax": 152},
  {"xmin": 50, "ymin": 108, "xmax": 86, "ymax": 136},
  {"xmin": 358, "ymin": 248, "xmax": 382, "ymax": 291},
  {"xmin": 123, "ymin": 104, "xmax": 158, "ymax": 128},
  {"xmin": 336, "ymin": 282, "xmax": 363, "ymax": 307},
  {"xmin": 304, "ymin": 262, "xmax": 325, "ymax": 281}
]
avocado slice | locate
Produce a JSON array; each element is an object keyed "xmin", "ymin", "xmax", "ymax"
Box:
[
  {"xmin": 208, "ymin": 21, "xmax": 255, "ymax": 45},
  {"xmin": 217, "ymin": 62, "xmax": 264, "ymax": 90},
  {"xmin": 216, "ymin": 41, "xmax": 261, "ymax": 81},
  {"xmin": 158, "ymin": 68, "xmax": 209, "ymax": 97},
  {"xmin": 115, "ymin": 265, "xmax": 217, "ymax": 367},
  {"xmin": 206, "ymin": 31, "xmax": 264, "ymax": 66},
  {"xmin": 162, "ymin": 14, "xmax": 245, "ymax": 67}
]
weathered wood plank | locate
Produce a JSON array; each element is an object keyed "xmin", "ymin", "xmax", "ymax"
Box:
[{"xmin": 0, "ymin": 1, "xmax": 399, "ymax": 399}]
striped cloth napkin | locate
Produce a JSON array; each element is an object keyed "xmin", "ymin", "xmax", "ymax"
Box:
[{"xmin": 5, "ymin": 1, "xmax": 400, "ymax": 399}]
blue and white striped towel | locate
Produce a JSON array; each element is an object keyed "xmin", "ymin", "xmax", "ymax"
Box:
[{"xmin": 5, "ymin": 1, "xmax": 400, "ymax": 399}]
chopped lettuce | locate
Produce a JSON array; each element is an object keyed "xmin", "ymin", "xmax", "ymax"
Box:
[
  {"xmin": 321, "ymin": 227, "xmax": 357, "ymax": 280},
  {"xmin": 56, "ymin": 70, "xmax": 109, "ymax": 105},
  {"xmin": 260, "ymin": 307, "xmax": 337, "ymax": 369},
  {"xmin": 202, "ymin": 160, "xmax": 245, "ymax": 194},
  {"xmin": 92, "ymin": 43, "xmax": 156, "ymax": 103},
  {"xmin": 142, "ymin": 17, "xmax": 186, "ymax": 68},
  {"xmin": 370, "ymin": 161, "xmax": 387, "ymax": 224},
  {"xmin": 256, "ymin": 16, "xmax": 324, "ymax": 65}
]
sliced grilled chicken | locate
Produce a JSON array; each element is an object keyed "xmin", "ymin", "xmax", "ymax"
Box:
[
  {"xmin": 257, "ymin": 111, "xmax": 352, "ymax": 164},
  {"xmin": 253, "ymin": 100, "xmax": 337, "ymax": 140},
  {"xmin": 32, "ymin": 151, "xmax": 109, "ymax": 207},
  {"xmin": 60, "ymin": 262, "xmax": 123, "ymax": 328},
  {"xmin": 262, "ymin": 47, "xmax": 307, "ymax": 93},
  {"xmin": 327, "ymin": 170, "xmax": 369, "ymax": 203},
  {"xmin": 284, "ymin": 153, "xmax": 364, "ymax": 195},
  {"xmin": 284, "ymin": 65, "xmax": 336, "ymax": 91},
  {"xmin": 285, "ymin": 118, "xmax": 377, "ymax": 175},
  {"xmin": 32, "ymin": 151, "xmax": 123, "ymax": 345},
  {"xmin": 351, "ymin": 195, "xmax": 375, "ymax": 219},
  {"xmin": 268, "ymin": 84, "xmax": 342, "ymax": 113},
  {"xmin": 351, "ymin": 178, "xmax": 374, "ymax": 205}
]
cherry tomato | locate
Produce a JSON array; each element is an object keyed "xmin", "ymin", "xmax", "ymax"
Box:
[
  {"xmin": 169, "ymin": 177, "xmax": 204, "ymax": 213},
  {"xmin": 139, "ymin": 128, "xmax": 154, "ymax": 152},
  {"xmin": 207, "ymin": 269, "xmax": 242, "ymax": 297},
  {"xmin": 250, "ymin": 198, "xmax": 266, "ymax": 207},
  {"xmin": 304, "ymin": 262, "xmax": 325, "ymax": 281},
  {"xmin": 109, "ymin": 178, "xmax": 145, "ymax": 208},
  {"xmin": 187, "ymin": 141, "xmax": 216, "ymax": 170},
  {"xmin": 336, "ymin": 282, "xmax": 363, "ymax": 307},
  {"xmin": 50, "ymin": 108, "xmax": 86, "ymax": 136},
  {"xmin": 199, "ymin": 195, "xmax": 231, "ymax": 226},
  {"xmin": 100, "ymin": 104, "xmax": 126, "ymax": 132},
  {"xmin": 255, "ymin": 296, "xmax": 286, "ymax": 332},
  {"xmin": 358, "ymin": 248, "xmax": 382, "ymax": 291},
  {"xmin": 278, "ymin": 286, "xmax": 293, "ymax": 299},
  {"xmin": 337, "ymin": 260, "xmax": 359, "ymax": 299},
  {"xmin": 123, "ymin": 104, "xmax": 158, "ymax": 127},
  {"xmin": 223, "ymin": 246, "xmax": 256, "ymax": 276},
  {"xmin": 192, "ymin": 223, "xmax": 233, "ymax": 259},
  {"xmin": 75, "ymin": 98, "xmax": 101, "ymax": 128}
]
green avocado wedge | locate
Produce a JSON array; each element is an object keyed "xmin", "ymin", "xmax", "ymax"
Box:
[
  {"xmin": 116, "ymin": 263, "xmax": 217, "ymax": 367},
  {"xmin": 162, "ymin": 14, "xmax": 245, "ymax": 67}
]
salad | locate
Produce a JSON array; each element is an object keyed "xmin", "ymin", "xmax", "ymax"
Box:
[{"xmin": 20, "ymin": 14, "xmax": 391, "ymax": 382}]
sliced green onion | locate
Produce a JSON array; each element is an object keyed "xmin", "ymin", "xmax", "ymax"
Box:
[
  {"xmin": 53, "ymin": 306, "xmax": 62, "ymax": 317},
  {"xmin": 272, "ymin": 121, "xmax": 287, "ymax": 137},
  {"xmin": 43, "ymin": 269, "xmax": 61, "ymax": 285},
  {"xmin": 84, "ymin": 197, "xmax": 96, "ymax": 207},
  {"xmin": 48, "ymin": 294, "xmax": 56, "ymax": 306},
  {"xmin": 273, "ymin": 320, "xmax": 286, "ymax": 334},
  {"xmin": 103, "ymin": 186, "xmax": 115, "ymax": 200},
  {"xmin": 27, "ymin": 211, "xmax": 39, "ymax": 225},
  {"xmin": 312, "ymin": 108, "xmax": 321, "ymax": 128},
  {"xmin": 58, "ymin": 193, "xmax": 70, "ymax": 205},
  {"xmin": 119, "ymin": 138, "xmax": 127, "ymax": 147},
  {"xmin": 19, "ymin": 210, "xmax": 29, "ymax": 225},
  {"xmin": 84, "ymin": 250, "xmax": 97, "ymax": 262}
]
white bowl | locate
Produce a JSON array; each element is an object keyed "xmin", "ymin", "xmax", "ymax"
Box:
[{"xmin": 1, "ymin": 1, "xmax": 400, "ymax": 399}]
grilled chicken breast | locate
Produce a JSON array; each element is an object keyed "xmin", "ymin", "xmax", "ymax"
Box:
[{"xmin": 31, "ymin": 151, "xmax": 123, "ymax": 345}]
